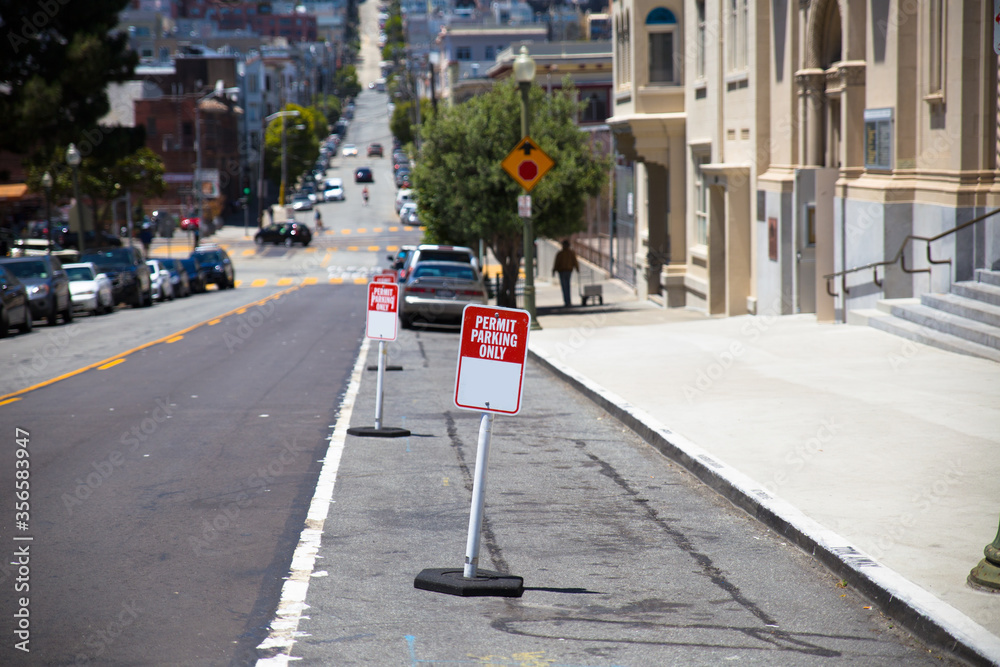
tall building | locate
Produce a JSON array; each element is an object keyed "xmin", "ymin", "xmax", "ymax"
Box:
[{"xmin": 609, "ymin": 0, "xmax": 1000, "ymax": 324}]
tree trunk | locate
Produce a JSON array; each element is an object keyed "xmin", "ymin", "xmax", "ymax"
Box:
[{"xmin": 491, "ymin": 235, "xmax": 522, "ymax": 308}]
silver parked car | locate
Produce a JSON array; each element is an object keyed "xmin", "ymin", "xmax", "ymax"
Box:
[
  {"xmin": 63, "ymin": 262, "xmax": 114, "ymax": 315},
  {"xmin": 399, "ymin": 261, "xmax": 488, "ymax": 329},
  {"xmin": 146, "ymin": 259, "xmax": 175, "ymax": 302}
]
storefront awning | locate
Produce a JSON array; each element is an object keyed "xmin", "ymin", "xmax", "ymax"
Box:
[{"xmin": 0, "ymin": 183, "xmax": 28, "ymax": 202}]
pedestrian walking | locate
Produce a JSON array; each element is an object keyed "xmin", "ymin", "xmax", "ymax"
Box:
[
  {"xmin": 315, "ymin": 209, "xmax": 324, "ymax": 233},
  {"xmin": 138, "ymin": 226, "xmax": 153, "ymax": 257},
  {"xmin": 552, "ymin": 239, "xmax": 579, "ymax": 307},
  {"xmin": 362, "ymin": 186, "xmax": 369, "ymax": 206}
]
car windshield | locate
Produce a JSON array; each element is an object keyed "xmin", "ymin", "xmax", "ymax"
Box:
[
  {"xmin": 80, "ymin": 249, "xmax": 132, "ymax": 269},
  {"xmin": 419, "ymin": 250, "xmax": 472, "ymax": 263},
  {"xmin": 4, "ymin": 260, "xmax": 49, "ymax": 279},
  {"xmin": 65, "ymin": 266, "xmax": 95, "ymax": 281},
  {"xmin": 413, "ymin": 264, "xmax": 477, "ymax": 281},
  {"xmin": 192, "ymin": 251, "xmax": 223, "ymax": 263}
]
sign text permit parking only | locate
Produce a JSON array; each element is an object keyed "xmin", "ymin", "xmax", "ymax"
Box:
[
  {"xmin": 365, "ymin": 281, "xmax": 399, "ymax": 341},
  {"xmin": 454, "ymin": 304, "xmax": 530, "ymax": 415}
]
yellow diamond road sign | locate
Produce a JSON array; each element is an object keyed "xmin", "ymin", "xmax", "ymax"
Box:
[{"xmin": 502, "ymin": 137, "xmax": 554, "ymax": 192}]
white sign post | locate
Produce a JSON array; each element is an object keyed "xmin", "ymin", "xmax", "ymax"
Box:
[
  {"xmin": 347, "ymin": 282, "xmax": 410, "ymax": 438},
  {"xmin": 413, "ymin": 304, "xmax": 530, "ymax": 597}
]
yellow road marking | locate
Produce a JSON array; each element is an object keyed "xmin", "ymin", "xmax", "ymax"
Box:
[
  {"xmin": 304, "ymin": 247, "xmax": 317, "ymax": 253},
  {"xmin": 357, "ymin": 228, "xmax": 367, "ymax": 233},
  {"xmin": 208, "ymin": 319, "xmax": 221, "ymax": 325},
  {"xmin": 373, "ymin": 227, "xmax": 383, "ymax": 233},
  {"xmin": 277, "ymin": 278, "xmax": 293, "ymax": 286},
  {"xmin": 99, "ymin": 359, "xmax": 126, "ymax": 370},
  {"xmin": 386, "ymin": 245, "xmax": 399, "ymax": 252},
  {"xmin": 0, "ymin": 285, "xmax": 302, "ymax": 405},
  {"xmin": 352, "ymin": 277, "xmax": 367, "ymax": 284},
  {"xmin": 404, "ymin": 226, "xmax": 414, "ymax": 231},
  {"xmin": 241, "ymin": 249, "xmax": 255, "ymax": 256},
  {"xmin": 302, "ymin": 277, "xmax": 318, "ymax": 285},
  {"xmin": 166, "ymin": 336, "xmax": 184, "ymax": 343},
  {"xmin": 0, "ymin": 398, "xmax": 21, "ymax": 406},
  {"xmin": 234, "ymin": 280, "xmax": 243, "ymax": 287},
  {"xmin": 367, "ymin": 245, "xmax": 380, "ymax": 251},
  {"xmin": 329, "ymin": 277, "xmax": 344, "ymax": 284},
  {"xmin": 340, "ymin": 229, "xmax": 351, "ymax": 235},
  {"xmin": 347, "ymin": 246, "xmax": 359, "ymax": 251},
  {"xmin": 251, "ymin": 278, "xmax": 267, "ymax": 288},
  {"xmin": 389, "ymin": 226, "xmax": 399, "ymax": 232}
]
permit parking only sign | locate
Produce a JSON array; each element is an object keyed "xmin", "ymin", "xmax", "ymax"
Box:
[
  {"xmin": 366, "ymin": 281, "xmax": 399, "ymax": 341},
  {"xmin": 454, "ymin": 304, "xmax": 530, "ymax": 415}
]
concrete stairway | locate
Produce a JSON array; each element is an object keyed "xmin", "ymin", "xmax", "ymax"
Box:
[{"xmin": 848, "ymin": 269, "xmax": 1000, "ymax": 363}]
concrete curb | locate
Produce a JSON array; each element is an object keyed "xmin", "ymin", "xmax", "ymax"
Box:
[{"xmin": 529, "ymin": 344, "xmax": 1000, "ymax": 667}]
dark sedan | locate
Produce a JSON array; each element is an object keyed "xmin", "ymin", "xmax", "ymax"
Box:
[
  {"xmin": 190, "ymin": 246, "xmax": 235, "ymax": 289},
  {"xmin": 255, "ymin": 222, "xmax": 312, "ymax": 247},
  {"xmin": 79, "ymin": 246, "xmax": 153, "ymax": 308},
  {"xmin": 0, "ymin": 256, "xmax": 73, "ymax": 326},
  {"xmin": 0, "ymin": 265, "xmax": 33, "ymax": 336},
  {"xmin": 354, "ymin": 167, "xmax": 374, "ymax": 183}
]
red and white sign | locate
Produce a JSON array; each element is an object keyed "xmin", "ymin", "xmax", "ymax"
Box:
[
  {"xmin": 454, "ymin": 304, "xmax": 530, "ymax": 415},
  {"xmin": 373, "ymin": 270, "xmax": 395, "ymax": 283},
  {"xmin": 365, "ymin": 282, "xmax": 399, "ymax": 341}
]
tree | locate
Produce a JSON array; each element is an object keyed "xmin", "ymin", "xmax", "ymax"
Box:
[
  {"xmin": 390, "ymin": 98, "xmax": 433, "ymax": 148},
  {"xmin": 413, "ymin": 79, "xmax": 611, "ymax": 307},
  {"xmin": 0, "ymin": 0, "xmax": 137, "ymax": 157},
  {"xmin": 332, "ymin": 65, "xmax": 362, "ymax": 101},
  {"xmin": 315, "ymin": 94, "xmax": 342, "ymax": 129},
  {"xmin": 263, "ymin": 104, "xmax": 324, "ymax": 192}
]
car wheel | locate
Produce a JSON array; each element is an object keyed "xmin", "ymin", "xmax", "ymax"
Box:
[
  {"xmin": 0, "ymin": 306, "xmax": 8, "ymax": 338},
  {"xmin": 284, "ymin": 237, "xmax": 294, "ymax": 247},
  {"xmin": 47, "ymin": 301, "xmax": 59, "ymax": 326},
  {"xmin": 400, "ymin": 314, "xmax": 412, "ymax": 330},
  {"xmin": 143, "ymin": 290, "xmax": 153, "ymax": 307},
  {"xmin": 19, "ymin": 309, "xmax": 32, "ymax": 334},
  {"xmin": 255, "ymin": 236, "xmax": 263, "ymax": 246},
  {"xmin": 62, "ymin": 301, "xmax": 73, "ymax": 324}
]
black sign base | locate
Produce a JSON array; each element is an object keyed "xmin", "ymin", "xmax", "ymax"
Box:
[
  {"xmin": 367, "ymin": 365, "xmax": 403, "ymax": 371},
  {"xmin": 346, "ymin": 426, "xmax": 410, "ymax": 438},
  {"xmin": 414, "ymin": 568, "xmax": 524, "ymax": 597}
]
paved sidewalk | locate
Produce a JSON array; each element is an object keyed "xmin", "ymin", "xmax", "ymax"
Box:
[{"xmin": 526, "ymin": 245, "xmax": 1000, "ymax": 665}]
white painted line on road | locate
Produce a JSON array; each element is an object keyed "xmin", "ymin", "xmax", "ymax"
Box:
[
  {"xmin": 255, "ymin": 337, "xmax": 371, "ymax": 666},
  {"xmin": 529, "ymin": 345, "xmax": 1000, "ymax": 666}
]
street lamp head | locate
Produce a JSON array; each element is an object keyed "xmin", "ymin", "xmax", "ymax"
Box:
[
  {"xmin": 40, "ymin": 171, "xmax": 53, "ymax": 190},
  {"xmin": 66, "ymin": 143, "xmax": 81, "ymax": 167},
  {"xmin": 513, "ymin": 45, "xmax": 536, "ymax": 84}
]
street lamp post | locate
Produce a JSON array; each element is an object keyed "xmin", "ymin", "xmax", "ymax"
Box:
[
  {"xmin": 969, "ymin": 517, "xmax": 1000, "ymax": 591},
  {"xmin": 262, "ymin": 110, "xmax": 301, "ymax": 211},
  {"xmin": 66, "ymin": 143, "xmax": 83, "ymax": 253},
  {"xmin": 513, "ymin": 45, "xmax": 540, "ymax": 329},
  {"xmin": 41, "ymin": 171, "xmax": 53, "ymax": 256}
]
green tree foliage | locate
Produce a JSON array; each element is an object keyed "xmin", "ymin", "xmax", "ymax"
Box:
[
  {"xmin": 263, "ymin": 104, "xmax": 324, "ymax": 191},
  {"xmin": 315, "ymin": 94, "xmax": 342, "ymax": 129},
  {"xmin": 390, "ymin": 98, "xmax": 433, "ymax": 148},
  {"xmin": 332, "ymin": 65, "xmax": 362, "ymax": 101},
  {"xmin": 414, "ymin": 79, "xmax": 611, "ymax": 307},
  {"xmin": 0, "ymin": 0, "xmax": 137, "ymax": 157}
]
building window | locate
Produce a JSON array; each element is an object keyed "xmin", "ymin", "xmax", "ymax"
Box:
[
  {"xmin": 696, "ymin": 1, "xmax": 705, "ymax": 79},
  {"xmin": 727, "ymin": 0, "xmax": 748, "ymax": 72},
  {"xmin": 456, "ymin": 46, "xmax": 472, "ymax": 60},
  {"xmin": 580, "ymin": 91, "xmax": 607, "ymax": 123},
  {"xmin": 646, "ymin": 8, "xmax": 679, "ymax": 85},
  {"xmin": 694, "ymin": 154, "xmax": 709, "ymax": 246},
  {"xmin": 485, "ymin": 46, "xmax": 494, "ymax": 60},
  {"xmin": 146, "ymin": 117, "xmax": 157, "ymax": 136},
  {"xmin": 927, "ymin": 0, "xmax": 945, "ymax": 94}
]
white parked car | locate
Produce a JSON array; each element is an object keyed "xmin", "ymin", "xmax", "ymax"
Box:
[
  {"xmin": 398, "ymin": 201, "xmax": 418, "ymax": 223},
  {"xmin": 323, "ymin": 178, "xmax": 345, "ymax": 201},
  {"xmin": 146, "ymin": 259, "xmax": 174, "ymax": 302},
  {"xmin": 394, "ymin": 188, "xmax": 414, "ymax": 214},
  {"xmin": 341, "ymin": 144, "xmax": 358, "ymax": 157},
  {"xmin": 63, "ymin": 262, "xmax": 114, "ymax": 315}
]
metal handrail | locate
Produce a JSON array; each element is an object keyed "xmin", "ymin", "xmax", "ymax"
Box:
[{"xmin": 824, "ymin": 207, "xmax": 1000, "ymax": 299}]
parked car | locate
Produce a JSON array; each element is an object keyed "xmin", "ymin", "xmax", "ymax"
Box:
[
  {"xmin": 398, "ymin": 201, "xmax": 418, "ymax": 223},
  {"xmin": 291, "ymin": 193, "xmax": 313, "ymax": 211},
  {"xmin": 394, "ymin": 188, "xmax": 415, "ymax": 213},
  {"xmin": 367, "ymin": 143, "xmax": 384, "ymax": 157},
  {"xmin": 179, "ymin": 216, "xmax": 200, "ymax": 231},
  {"xmin": 399, "ymin": 261, "xmax": 488, "ymax": 328},
  {"xmin": 395, "ymin": 169, "xmax": 412, "ymax": 189},
  {"xmin": 55, "ymin": 227, "xmax": 122, "ymax": 250},
  {"xmin": 354, "ymin": 167, "xmax": 374, "ymax": 183},
  {"xmin": 0, "ymin": 265, "xmax": 33, "ymax": 336},
  {"xmin": 78, "ymin": 246, "xmax": 153, "ymax": 308},
  {"xmin": 179, "ymin": 256, "xmax": 208, "ymax": 293},
  {"xmin": 146, "ymin": 259, "xmax": 175, "ymax": 301},
  {"xmin": 254, "ymin": 222, "xmax": 312, "ymax": 247},
  {"xmin": 399, "ymin": 244, "xmax": 479, "ymax": 282},
  {"xmin": 387, "ymin": 244, "xmax": 417, "ymax": 280},
  {"xmin": 63, "ymin": 262, "xmax": 114, "ymax": 315},
  {"xmin": 150, "ymin": 257, "xmax": 190, "ymax": 298},
  {"xmin": 323, "ymin": 178, "xmax": 345, "ymax": 201},
  {"xmin": 0, "ymin": 255, "xmax": 73, "ymax": 325},
  {"xmin": 341, "ymin": 144, "xmax": 358, "ymax": 157},
  {"xmin": 189, "ymin": 245, "xmax": 235, "ymax": 289},
  {"xmin": 400, "ymin": 205, "xmax": 421, "ymax": 227},
  {"xmin": 8, "ymin": 238, "xmax": 79, "ymax": 262}
]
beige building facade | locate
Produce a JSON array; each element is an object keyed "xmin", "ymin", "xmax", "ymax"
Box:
[{"xmin": 612, "ymin": 0, "xmax": 1000, "ymax": 320}]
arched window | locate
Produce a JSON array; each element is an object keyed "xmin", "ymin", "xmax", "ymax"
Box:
[{"xmin": 646, "ymin": 7, "xmax": 679, "ymax": 85}]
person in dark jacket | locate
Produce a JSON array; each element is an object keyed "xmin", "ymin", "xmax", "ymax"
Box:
[{"xmin": 552, "ymin": 239, "xmax": 579, "ymax": 307}]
